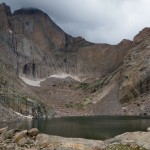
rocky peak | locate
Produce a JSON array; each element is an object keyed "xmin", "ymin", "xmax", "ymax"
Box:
[
  {"xmin": 14, "ymin": 7, "xmax": 48, "ymax": 17},
  {"xmin": 0, "ymin": 3, "xmax": 12, "ymax": 33},
  {"xmin": 119, "ymin": 39, "xmax": 132, "ymax": 46},
  {"xmin": 133, "ymin": 27, "xmax": 150, "ymax": 45},
  {"xmin": 10, "ymin": 7, "xmax": 67, "ymax": 50},
  {"xmin": 12, "ymin": 7, "xmax": 64, "ymax": 35},
  {"xmin": 0, "ymin": 3, "xmax": 12, "ymax": 15}
]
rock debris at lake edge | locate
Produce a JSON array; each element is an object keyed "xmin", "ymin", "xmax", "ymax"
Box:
[
  {"xmin": 0, "ymin": 105, "xmax": 32, "ymax": 123},
  {"xmin": 0, "ymin": 127, "xmax": 150, "ymax": 150}
]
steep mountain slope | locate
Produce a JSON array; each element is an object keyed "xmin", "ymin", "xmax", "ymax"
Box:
[
  {"xmin": 118, "ymin": 28, "xmax": 150, "ymax": 115},
  {"xmin": 85, "ymin": 27, "xmax": 150, "ymax": 116},
  {"xmin": 1, "ymin": 3, "xmax": 146, "ymax": 119},
  {"xmin": 120, "ymin": 28, "xmax": 150, "ymax": 102}
]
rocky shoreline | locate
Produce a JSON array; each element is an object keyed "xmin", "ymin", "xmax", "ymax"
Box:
[
  {"xmin": 0, "ymin": 127, "xmax": 150, "ymax": 150},
  {"xmin": 0, "ymin": 105, "xmax": 32, "ymax": 123}
]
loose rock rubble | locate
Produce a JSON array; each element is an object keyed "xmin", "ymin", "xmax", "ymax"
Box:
[
  {"xmin": 0, "ymin": 127, "xmax": 39, "ymax": 150},
  {"xmin": 0, "ymin": 105, "xmax": 23, "ymax": 122},
  {"xmin": 0, "ymin": 127, "xmax": 104, "ymax": 150}
]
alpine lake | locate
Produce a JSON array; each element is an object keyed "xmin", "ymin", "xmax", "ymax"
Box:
[{"xmin": 1, "ymin": 116, "xmax": 150, "ymax": 140}]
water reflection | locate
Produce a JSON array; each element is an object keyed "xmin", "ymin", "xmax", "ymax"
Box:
[
  {"xmin": 0, "ymin": 120, "xmax": 32, "ymax": 130},
  {"xmin": 1, "ymin": 116, "xmax": 150, "ymax": 140}
]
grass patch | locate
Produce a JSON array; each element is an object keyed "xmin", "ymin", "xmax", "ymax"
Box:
[
  {"xmin": 65, "ymin": 102, "xmax": 84, "ymax": 110},
  {"xmin": 105, "ymin": 144, "xmax": 146, "ymax": 150},
  {"xmin": 79, "ymin": 83, "xmax": 89, "ymax": 90}
]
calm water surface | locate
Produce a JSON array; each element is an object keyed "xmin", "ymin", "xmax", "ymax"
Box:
[{"xmin": 1, "ymin": 116, "xmax": 150, "ymax": 140}]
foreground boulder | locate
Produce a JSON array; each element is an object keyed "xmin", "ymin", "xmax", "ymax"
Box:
[
  {"xmin": 0, "ymin": 127, "xmax": 8, "ymax": 134},
  {"xmin": 13, "ymin": 130, "xmax": 28, "ymax": 143},
  {"xmin": 28, "ymin": 128, "xmax": 39, "ymax": 137},
  {"xmin": 36, "ymin": 134, "xmax": 105, "ymax": 150},
  {"xmin": 105, "ymin": 132, "xmax": 149, "ymax": 150}
]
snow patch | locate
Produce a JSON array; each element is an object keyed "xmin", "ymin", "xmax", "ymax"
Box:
[
  {"xmin": 19, "ymin": 73, "xmax": 82, "ymax": 87},
  {"xmin": 9, "ymin": 29, "xmax": 13, "ymax": 33},
  {"xmin": 19, "ymin": 75, "xmax": 46, "ymax": 87},
  {"xmin": 49, "ymin": 73, "xmax": 81, "ymax": 82},
  {"xmin": 10, "ymin": 109, "xmax": 33, "ymax": 119}
]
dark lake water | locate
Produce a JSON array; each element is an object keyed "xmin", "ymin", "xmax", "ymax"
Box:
[{"xmin": 1, "ymin": 116, "xmax": 150, "ymax": 140}]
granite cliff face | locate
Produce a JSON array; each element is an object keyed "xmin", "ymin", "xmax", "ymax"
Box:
[{"xmin": 1, "ymin": 3, "xmax": 150, "ymax": 119}]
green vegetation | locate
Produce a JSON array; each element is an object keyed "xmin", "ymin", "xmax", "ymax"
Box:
[
  {"xmin": 0, "ymin": 75, "xmax": 7, "ymax": 86},
  {"xmin": 79, "ymin": 83, "xmax": 89, "ymax": 90},
  {"xmin": 120, "ymin": 89, "xmax": 139, "ymax": 104},
  {"xmin": 105, "ymin": 144, "xmax": 146, "ymax": 150},
  {"xmin": 66, "ymin": 102, "xmax": 84, "ymax": 110}
]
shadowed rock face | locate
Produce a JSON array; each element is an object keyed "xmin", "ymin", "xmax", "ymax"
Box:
[{"xmin": 0, "ymin": 3, "xmax": 12, "ymax": 33}]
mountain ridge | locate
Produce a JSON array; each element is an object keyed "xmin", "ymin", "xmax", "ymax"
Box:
[{"xmin": 1, "ymin": 3, "xmax": 150, "ymax": 120}]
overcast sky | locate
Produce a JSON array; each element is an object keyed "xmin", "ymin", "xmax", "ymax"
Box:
[{"xmin": 1, "ymin": 0, "xmax": 150, "ymax": 44}]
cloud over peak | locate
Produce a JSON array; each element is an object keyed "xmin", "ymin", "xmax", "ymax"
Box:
[{"xmin": 1, "ymin": 0, "xmax": 150, "ymax": 44}]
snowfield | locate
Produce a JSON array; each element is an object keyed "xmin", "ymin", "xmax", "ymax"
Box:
[
  {"xmin": 19, "ymin": 75, "xmax": 46, "ymax": 87},
  {"xmin": 10, "ymin": 108, "xmax": 33, "ymax": 119},
  {"xmin": 19, "ymin": 73, "xmax": 82, "ymax": 87},
  {"xmin": 9, "ymin": 28, "xmax": 13, "ymax": 33},
  {"xmin": 49, "ymin": 73, "xmax": 81, "ymax": 82}
]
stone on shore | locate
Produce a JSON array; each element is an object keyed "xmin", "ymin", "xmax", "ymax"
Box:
[
  {"xmin": 28, "ymin": 128, "xmax": 39, "ymax": 137},
  {"xmin": 147, "ymin": 127, "xmax": 150, "ymax": 131},
  {"xmin": 13, "ymin": 130, "xmax": 27, "ymax": 143},
  {"xmin": 0, "ymin": 127, "xmax": 8, "ymax": 134},
  {"xmin": 3, "ymin": 129, "xmax": 18, "ymax": 139},
  {"xmin": 36, "ymin": 133, "xmax": 50, "ymax": 148}
]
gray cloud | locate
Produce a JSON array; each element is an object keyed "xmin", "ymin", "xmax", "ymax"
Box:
[{"xmin": 1, "ymin": 0, "xmax": 150, "ymax": 44}]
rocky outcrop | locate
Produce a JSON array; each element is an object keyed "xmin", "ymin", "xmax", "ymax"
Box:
[
  {"xmin": 0, "ymin": 127, "xmax": 149, "ymax": 149},
  {"xmin": 0, "ymin": 3, "xmax": 12, "ymax": 33},
  {"xmin": 119, "ymin": 27, "xmax": 150, "ymax": 103},
  {"xmin": 0, "ymin": 105, "xmax": 25, "ymax": 122},
  {"xmin": 79, "ymin": 27, "xmax": 150, "ymax": 116},
  {"xmin": 105, "ymin": 131, "xmax": 150, "ymax": 149},
  {"xmin": 0, "ymin": 73, "xmax": 54, "ymax": 119}
]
